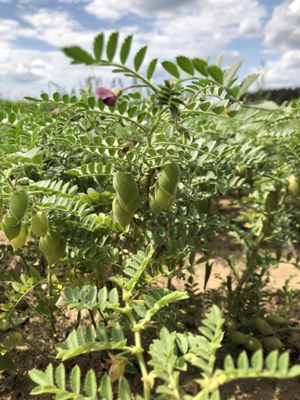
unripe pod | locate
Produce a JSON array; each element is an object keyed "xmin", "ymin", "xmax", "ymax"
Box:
[
  {"xmin": 265, "ymin": 191, "xmax": 279, "ymax": 213},
  {"xmin": 47, "ymin": 239, "xmax": 66, "ymax": 264},
  {"xmin": 251, "ymin": 317, "xmax": 274, "ymax": 336},
  {"xmin": 288, "ymin": 174, "xmax": 300, "ymax": 197},
  {"xmin": 112, "ymin": 198, "xmax": 132, "ymax": 228},
  {"xmin": 228, "ymin": 330, "xmax": 248, "ymax": 345},
  {"xmin": 158, "ymin": 162, "xmax": 180, "ymax": 193},
  {"xmin": 265, "ymin": 314, "xmax": 288, "ymax": 326},
  {"xmin": 11, "ymin": 223, "xmax": 27, "ymax": 250},
  {"xmin": 149, "ymin": 162, "xmax": 180, "ymax": 213},
  {"xmin": 244, "ymin": 335, "xmax": 262, "ymax": 352},
  {"xmin": 154, "ymin": 186, "xmax": 175, "ymax": 210},
  {"xmin": 3, "ymin": 213, "xmax": 21, "ymax": 240},
  {"xmin": 149, "ymin": 189, "xmax": 163, "ymax": 214},
  {"xmin": 261, "ymin": 336, "xmax": 284, "ymax": 351},
  {"xmin": 9, "ymin": 189, "xmax": 29, "ymax": 221},
  {"xmin": 31, "ymin": 211, "xmax": 49, "ymax": 237},
  {"xmin": 39, "ymin": 230, "xmax": 61, "ymax": 257},
  {"xmin": 224, "ymin": 316, "xmax": 236, "ymax": 330},
  {"xmin": 113, "ymin": 172, "xmax": 141, "ymax": 214}
]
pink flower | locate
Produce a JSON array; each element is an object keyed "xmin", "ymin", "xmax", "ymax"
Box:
[{"xmin": 95, "ymin": 87, "xmax": 122, "ymax": 106}]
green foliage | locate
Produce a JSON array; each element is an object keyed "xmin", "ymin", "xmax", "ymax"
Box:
[{"xmin": 1, "ymin": 30, "xmax": 300, "ymax": 399}]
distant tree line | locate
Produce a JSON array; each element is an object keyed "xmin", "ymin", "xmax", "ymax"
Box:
[{"xmin": 243, "ymin": 87, "xmax": 300, "ymax": 104}]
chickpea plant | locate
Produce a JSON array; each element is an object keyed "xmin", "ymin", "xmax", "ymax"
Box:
[{"xmin": 0, "ymin": 31, "xmax": 300, "ymax": 399}]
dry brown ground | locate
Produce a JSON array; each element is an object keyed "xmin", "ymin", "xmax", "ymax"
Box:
[{"xmin": 1, "ymin": 231, "xmax": 300, "ymax": 400}]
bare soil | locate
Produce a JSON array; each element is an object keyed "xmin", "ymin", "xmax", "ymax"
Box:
[{"xmin": 1, "ymin": 231, "xmax": 300, "ymax": 400}]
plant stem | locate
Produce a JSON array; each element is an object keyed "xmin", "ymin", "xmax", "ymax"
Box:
[
  {"xmin": 125, "ymin": 301, "xmax": 151, "ymax": 400},
  {"xmin": 47, "ymin": 266, "xmax": 57, "ymax": 341}
]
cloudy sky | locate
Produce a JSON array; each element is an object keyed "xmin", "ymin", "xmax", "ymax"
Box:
[{"xmin": 0, "ymin": 0, "xmax": 299, "ymax": 100}]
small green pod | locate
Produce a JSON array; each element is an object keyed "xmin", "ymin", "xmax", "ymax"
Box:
[
  {"xmin": 112, "ymin": 198, "xmax": 132, "ymax": 228},
  {"xmin": 244, "ymin": 335, "xmax": 262, "ymax": 352},
  {"xmin": 288, "ymin": 174, "xmax": 300, "ymax": 197},
  {"xmin": 158, "ymin": 162, "xmax": 180, "ymax": 194},
  {"xmin": 113, "ymin": 171, "xmax": 140, "ymax": 214},
  {"xmin": 265, "ymin": 314, "xmax": 288, "ymax": 326},
  {"xmin": 31, "ymin": 211, "xmax": 49, "ymax": 237},
  {"xmin": 261, "ymin": 336, "xmax": 284, "ymax": 351},
  {"xmin": 149, "ymin": 189, "xmax": 163, "ymax": 214},
  {"xmin": 11, "ymin": 223, "xmax": 28, "ymax": 250},
  {"xmin": 39, "ymin": 231, "xmax": 61, "ymax": 257},
  {"xmin": 224, "ymin": 316, "xmax": 236, "ymax": 330},
  {"xmin": 47, "ymin": 239, "xmax": 66, "ymax": 264},
  {"xmin": 3, "ymin": 213, "xmax": 21, "ymax": 240},
  {"xmin": 9, "ymin": 190, "xmax": 29, "ymax": 221},
  {"xmin": 228, "ymin": 330, "xmax": 248, "ymax": 345},
  {"xmin": 251, "ymin": 317, "xmax": 274, "ymax": 336},
  {"xmin": 265, "ymin": 191, "xmax": 279, "ymax": 213},
  {"xmin": 154, "ymin": 185, "xmax": 175, "ymax": 210}
]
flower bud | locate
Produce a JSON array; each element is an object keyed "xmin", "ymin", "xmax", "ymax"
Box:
[{"xmin": 95, "ymin": 86, "xmax": 122, "ymax": 106}]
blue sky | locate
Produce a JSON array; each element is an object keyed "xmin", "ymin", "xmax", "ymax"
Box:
[{"xmin": 0, "ymin": 0, "xmax": 300, "ymax": 100}]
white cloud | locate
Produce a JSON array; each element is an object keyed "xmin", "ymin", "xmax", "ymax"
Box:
[
  {"xmin": 0, "ymin": 45, "xmax": 114, "ymax": 99},
  {"xmin": 263, "ymin": 50, "xmax": 300, "ymax": 88},
  {"xmin": 20, "ymin": 8, "xmax": 95, "ymax": 48},
  {"xmin": 0, "ymin": 18, "xmax": 35, "ymax": 41},
  {"xmin": 264, "ymin": 0, "xmax": 300, "ymax": 52},
  {"xmin": 85, "ymin": 0, "xmax": 266, "ymax": 58}
]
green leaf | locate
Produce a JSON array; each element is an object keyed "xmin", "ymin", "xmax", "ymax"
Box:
[
  {"xmin": 134, "ymin": 46, "xmax": 147, "ymax": 71},
  {"xmin": 176, "ymin": 56, "xmax": 194, "ymax": 75},
  {"xmin": 70, "ymin": 365, "xmax": 80, "ymax": 394},
  {"xmin": 94, "ymin": 33, "xmax": 104, "ymax": 61},
  {"xmin": 161, "ymin": 61, "xmax": 180, "ymax": 78},
  {"xmin": 213, "ymin": 55, "xmax": 224, "ymax": 67},
  {"xmin": 238, "ymin": 74, "xmax": 259, "ymax": 99},
  {"xmin": 0, "ymin": 110, "xmax": 6, "ymax": 121},
  {"xmin": 98, "ymin": 287, "xmax": 108, "ymax": 308},
  {"xmin": 278, "ymin": 352, "xmax": 289, "ymax": 375},
  {"xmin": 52, "ymin": 92, "xmax": 60, "ymax": 102},
  {"xmin": 8, "ymin": 112, "xmax": 17, "ymax": 124},
  {"xmin": 29, "ymin": 368, "xmax": 48, "ymax": 386},
  {"xmin": 224, "ymin": 355, "xmax": 235, "ymax": 371},
  {"xmin": 118, "ymin": 377, "xmax": 131, "ymax": 400},
  {"xmin": 40, "ymin": 93, "xmax": 49, "ymax": 101},
  {"xmin": 111, "ymin": 323, "xmax": 124, "ymax": 342},
  {"xmin": 266, "ymin": 350, "xmax": 278, "ymax": 372},
  {"xmin": 99, "ymin": 373, "xmax": 113, "ymax": 400},
  {"xmin": 147, "ymin": 58, "xmax": 158, "ymax": 80},
  {"xmin": 62, "ymin": 46, "xmax": 94, "ymax": 64},
  {"xmin": 120, "ymin": 35, "xmax": 132, "ymax": 64},
  {"xmin": 288, "ymin": 365, "xmax": 300, "ymax": 378},
  {"xmin": 45, "ymin": 364, "xmax": 54, "ymax": 386},
  {"xmin": 192, "ymin": 58, "xmax": 208, "ymax": 76},
  {"xmin": 237, "ymin": 352, "xmax": 249, "ymax": 370},
  {"xmin": 84, "ymin": 369, "xmax": 97, "ymax": 397},
  {"xmin": 106, "ymin": 32, "xmax": 119, "ymax": 62},
  {"xmin": 108, "ymin": 287, "xmax": 119, "ymax": 304},
  {"xmin": 251, "ymin": 350, "xmax": 263, "ymax": 370},
  {"xmin": 208, "ymin": 65, "xmax": 223, "ymax": 84},
  {"xmin": 55, "ymin": 364, "xmax": 66, "ymax": 390},
  {"xmin": 23, "ymin": 96, "xmax": 42, "ymax": 102},
  {"xmin": 88, "ymin": 96, "xmax": 96, "ymax": 109},
  {"xmin": 224, "ymin": 60, "xmax": 242, "ymax": 86}
]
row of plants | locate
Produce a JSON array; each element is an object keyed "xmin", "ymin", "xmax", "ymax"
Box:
[{"xmin": 1, "ymin": 31, "xmax": 300, "ymax": 399}]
